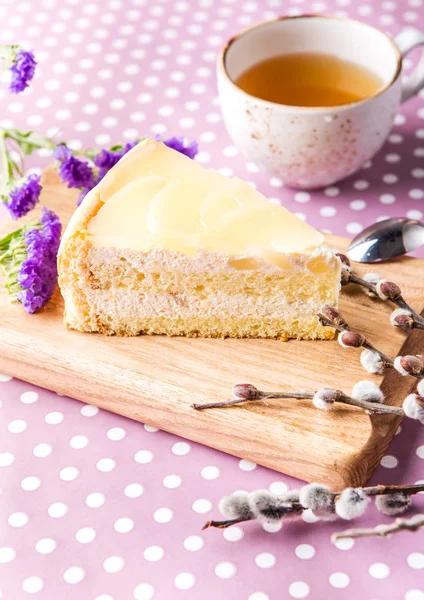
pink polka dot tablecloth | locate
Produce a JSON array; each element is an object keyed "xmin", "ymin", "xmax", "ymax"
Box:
[{"xmin": 1, "ymin": 0, "xmax": 424, "ymax": 599}]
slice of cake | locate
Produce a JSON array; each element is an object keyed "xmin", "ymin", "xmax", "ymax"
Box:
[{"xmin": 58, "ymin": 139, "xmax": 341, "ymax": 340}]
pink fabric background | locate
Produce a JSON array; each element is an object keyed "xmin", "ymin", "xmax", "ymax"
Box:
[{"xmin": 0, "ymin": 0, "xmax": 424, "ymax": 599}]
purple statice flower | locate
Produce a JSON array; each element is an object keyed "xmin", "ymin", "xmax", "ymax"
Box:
[
  {"xmin": 9, "ymin": 49, "xmax": 36, "ymax": 93},
  {"xmin": 16, "ymin": 208, "xmax": 62, "ymax": 313},
  {"xmin": 161, "ymin": 136, "xmax": 199, "ymax": 159},
  {"xmin": 93, "ymin": 141, "xmax": 138, "ymax": 181},
  {"xmin": 54, "ymin": 144, "xmax": 95, "ymax": 190},
  {"xmin": 6, "ymin": 174, "xmax": 42, "ymax": 220}
]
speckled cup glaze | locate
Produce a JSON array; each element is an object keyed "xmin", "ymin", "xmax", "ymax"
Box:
[{"xmin": 217, "ymin": 16, "xmax": 424, "ymax": 189}]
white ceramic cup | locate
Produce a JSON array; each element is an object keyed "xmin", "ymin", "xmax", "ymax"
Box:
[{"xmin": 217, "ymin": 16, "xmax": 424, "ymax": 189}]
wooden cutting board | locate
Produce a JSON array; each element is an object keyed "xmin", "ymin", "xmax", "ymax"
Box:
[{"xmin": 0, "ymin": 170, "xmax": 423, "ymax": 488}]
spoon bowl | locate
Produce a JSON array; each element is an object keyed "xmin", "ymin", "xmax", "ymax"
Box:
[{"xmin": 346, "ymin": 218, "xmax": 424, "ymax": 263}]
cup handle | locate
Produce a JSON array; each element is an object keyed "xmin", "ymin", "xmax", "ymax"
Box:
[{"xmin": 394, "ymin": 28, "xmax": 424, "ymax": 103}]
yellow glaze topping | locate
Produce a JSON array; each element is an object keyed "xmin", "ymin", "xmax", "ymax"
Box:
[{"xmin": 87, "ymin": 140, "xmax": 325, "ymax": 261}]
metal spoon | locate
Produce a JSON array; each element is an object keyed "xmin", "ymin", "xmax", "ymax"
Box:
[{"xmin": 346, "ymin": 218, "xmax": 424, "ymax": 263}]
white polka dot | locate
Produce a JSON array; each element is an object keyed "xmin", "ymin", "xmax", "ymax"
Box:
[
  {"xmin": 8, "ymin": 419, "xmax": 27, "ymax": 433},
  {"xmin": 0, "ymin": 452, "xmax": 14, "ymax": 467},
  {"xmin": 60, "ymin": 467, "xmax": 79, "ymax": 481},
  {"xmin": 200, "ymin": 131, "xmax": 217, "ymax": 143},
  {"xmin": 407, "ymin": 553, "xmax": 424, "ymax": 569},
  {"xmin": 406, "ymin": 591, "xmax": 424, "ymax": 600},
  {"xmin": 255, "ymin": 552, "xmax": 276, "ymax": 568},
  {"xmin": 262, "ymin": 520, "xmax": 283, "ymax": 533},
  {"xmin": 134, "ymin": 450, "xmax": 153, "ymax": 464},
  {"xmin": 380, "ymin": 455, "xmax": 398, "ymax": 468},
  {"xmin": 153, "ymin": 507, "xmax": 174, "ymax": 523},
  {"xmin": 416, "ymin": 129, "xmax": 424, "ymax": 139},
  {"xmin": 223, "ymin": 145, "xmax": 238, "ymax": 157},
  {"xmin": 33, "ymin": 443, "xmax": 52, "ymax": 458},
  {"xmin": 249, "ymin": 594, "xmax": 269, "ymax": 600},
  {"xmin": 124, "ymin": 483, "xmax": 144, "ymax": 498},
  {"xmin": 103, "ymin": 556, "xmax": 124, "ymax": 573},
  {"xmin": 238, "ymin": 459, "xmax": 257, "ymax": 471},
  {"xmin": 172, "ymin": 442, "xmax": 191, "ymax": 455},
  {"xmin": 70, "ymin": 435, "xmax": 88, "ymax": 449},
  {"xmin": 289, "ymin": 582, "xmax": 310, "ymax": 598},
  {"xmin": 48, "ymin": 502, "xmax": 67, "ymax": 518},
  {"xmin": 36, "ymin": 96, "xmax": 52, "ymax": 109},
  {"xmin": 369, "ymin": 562, "xmax": 390, "ymax": 578},
  {"xmin": 353, "ymin": 179, "xmax": 369, "ymax": 190},
  {"xmin": 302, "ymin": 509, "xmax": 320, "ymax": 523},
  {"xmin": 385, "ymin": 153, "xmax": 401, "ymax": 163},
  {"xmin": 223, "ymin": 526, "xmax": 244, "ymax": 542},
  {"xmin": 414, "ymin": 147, "xmax": 424, "ymax": 157},
  {"xmin": 0, "ymin": 547, "xmax": 16, "ymax": 563},
  {"xmin": 144, "ymin": 545, "xmax": 164, "ymax": 562},
  {"xmin": 22, "ymin": 577, "xmax": 44, "ymax": 594},
  {"xmin": 192, "ymin": 499, "xmax": 212, "ymax": 514},
  {"xmin": 409, "ymin": 188, "xmax": 424, "ymax": 200},
  {"xmin": 184, "ymin": 535, "xmax": 204, "ymax": 551},
  {"xmin": 158, "ymin": 105, "xmax": 174, "ymax": 117},
  {"xmin": 184, "ymin": 100, "xmax": 200, "ymax": 112},
  {"xmin": 81, "ymin": 405, "xmax": 98, "ymax": 417},
  {"xmin": 215, "ymin": 561, "xmax": 236, "ymax": 578},
  {"xmin": 133, "ymin": 584, "xmax": 155, "ymax": 600},
  {"xmin": 379, "ymin": 193, "xmax": 396, "ymax": 205},
  {"xmin": 407, "ymin": 209, "xmax": 423, "ymax": 220},
  {"xmin": 412, "ymin": 168, "xmax": 424, "ymax": 179},
  {"xmin": 334, "ymin": 537, "xmax": 355, "ymax": 550},
  {"xmin": 269, "ymin": 481, "xmax": 288, "ymax": 494},
  {"xmin": 350, "ymin": 200, "xmax": 366, "ymax": 210},
  {"xmin": 295, "ymin": 544, "xmax": 315, "ymax": 559},
  {"xmin": 114, "ymin": 517, "xmax": 134, "ymax": 533},
  {"xmin": 174, "ymin": 573, "xmax": 195, "ymax": 590},
  {"xmin": 329, "ymin": 572, "xmax": 350, "ymax": 588},
  {"xmin": 63, "ymin": 566, "xmax": 85, "ymax": 584},
  {"xmin": 85, "ymin": 492, "xmax": 105, "ymax": 508},
  {"xmin": 75, "ymin": 121, "xmax": 91, "ymax": 132},
  {"xmin": 324, "ymin": 186, "xmax": 340, "ymax": 197},
  {"xmin": 201, "ymin": 466, "xmax": 220, "ymax": 480},
  {"xmin": 179, "ymin": 117, "xmax": 195, "ymax": 129},
  {"xmin": 383, "ymin": 173, "xmax": 398, "ymax": 184},
  {"xmin": 45, "ymin": 412, "xmax": 63, "ymax": 425},
  {"xmin": 21, "ymin": 476, "xmax": 41, "ymax": 491},
  {"xmin": 320, "ymin": 206, "xmax": 337, "ymax": 217},
  {"xmin": 206, "ymin": 112, "xmax": 221, "ymax": 123},
  {"xmin": 20, "ymin": 391, "xmax": 39, "ymax": 404},
  {"xmin": 0, "ymin": 373, "xmax": 12, "ymax": 382},
  {"xmin": 196, "ymin": 151, "xmax": 211, "ymax": 163},
  {"xmin": 389, "ymin": 133, "xmax": 403, "ymax": 144},
  {"xmin": 163, "ymin": 474, "xmax": 182, "ymax": 488},
  {"xmin": 346, "ymin": 222, "xmax": 363, "ymax": 234},
  {"xmin": 294, "ymin": 192, "xmax": 311, "ymax": 203},
  {"xmin": 107, "ymin": 427, "xmax": 126, "ymax": 441},
  {"xmin": 96, "ymin": 458, "xmax": 116, "ymax": 472},
  {"xmin": 35, "ymin": 538, "xmax": 56, "ymax": 554},
  {"xmin": 8, "ymin": 512, "xmax": 29, "ymax": 527},
  {"xmin": 75, "ymin": 527, "xmax": 96, "ymax": 544}
]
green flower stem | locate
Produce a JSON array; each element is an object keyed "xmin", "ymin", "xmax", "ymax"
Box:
[
  {"xmin": 0, "ymin": 45, "xmax": 18, "ymax": 67},
  {"xmin": 4, "ymin": 128, "xmax": 56, "ymax": 154},
  {"xmin": 0, "ymin": 130, "xmax": 14, "ymax": 185}
]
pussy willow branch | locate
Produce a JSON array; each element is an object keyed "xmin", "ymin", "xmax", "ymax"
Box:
[
  {"xmin": 203, "ymin": 483, "xmax": 424, "ymax": 530},
  {"xmin": 191, "ymin": 389, "xmax": 404, "ymax": 416},
  {"xmin": 317, "ymin": 313, "xmax": 394, "ymax": 368},
  {"xmin": 332, "ymin": 514, "xmax": 424, "ymax": 542},
  {"xmin": 336, "ymin": 253, "xmax": 424, "ymax": 329},
  {"xmin": 349, "ymin": 272, "xmax": 424, "ymax": 328}
]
